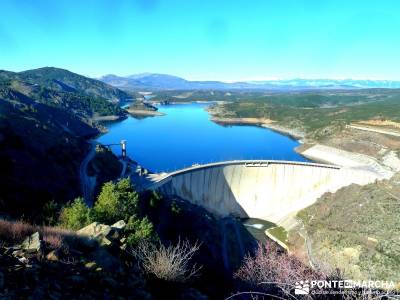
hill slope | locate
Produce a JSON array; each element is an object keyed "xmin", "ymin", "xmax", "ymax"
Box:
[
  {"xmin": 297, "ymin": 174, "xmax": 400, "ymax": 281},
  {"xmin": 0, "ymin": 69, "xmax": 126, "ymax": 220},
  {"xmin": 1, "ymin": 67, "xmax": 133, "ymax": 104},
  {"xmin": 0, "ymin": 86, "xmax": 94, "ymax": 219}
]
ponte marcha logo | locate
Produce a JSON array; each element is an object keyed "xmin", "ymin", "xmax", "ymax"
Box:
[
  {"xmin": 295, "ymin": 280, "xmax": 310, "ymax": 295},
  {"xmin": 293, "ymin": 279, "xmax": 396, "ymax": 296}
]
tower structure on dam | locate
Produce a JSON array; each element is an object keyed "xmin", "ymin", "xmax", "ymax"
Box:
[
  {"xmin": 149, "ymin": 160, "xmax": 381, "ymax": 229},
  {"xmin": 121, "ymin": 140, "xmax": 127, "ymax": 159}
]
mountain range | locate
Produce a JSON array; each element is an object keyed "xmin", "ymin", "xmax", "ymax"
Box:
[{"xmin": 100, "ymin": 73, "xmax": 400, "ymax": 91}]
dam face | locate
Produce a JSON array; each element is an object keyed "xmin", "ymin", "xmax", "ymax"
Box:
[{"xmin": 151, "ymin": 160, "xmax": 378, "ymax": 227}]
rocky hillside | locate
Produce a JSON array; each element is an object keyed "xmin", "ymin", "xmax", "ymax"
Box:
[
  {"xmin": 1, "ymin": 177, "xmax": 391, "ymax": 299},
  {"xmin": 297, "ymin": 173, "xmax": 400, "ymax": 282},
  {"xmin": 0, "ymin": 219, "xmax": 154, "ymax": 299},
  {"xmin": 0, "ymin": 177, "xmax": 258, "ymax": 299}
]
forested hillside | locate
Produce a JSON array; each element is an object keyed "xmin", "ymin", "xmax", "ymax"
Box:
[{"xmin": 0, "ymin": 68, "xmax": 129, "ymax": 221}]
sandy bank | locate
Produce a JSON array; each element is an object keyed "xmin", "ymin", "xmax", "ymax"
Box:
[
  {"xmin": 261, "ymin": 123, "xmax": 305, "ymax": 140},
  {"xmin": 207, "ymin": 103, "xmax": 305, "ymax": 140},
  {"xmin": 93, "ymin": 115, "xmax": 125, "ymax": 122},
  {"xmin": 210, "ymin": 116, "xmax": 305, "ymax": 140},
  {"xmin": 211, "ymin": 116, "xmax": 273, "ymax": 125},
  {"xmin": 126, "ymin": 109, "xmax": 165, "ymax": 117},
  {"xmin": 300, "ymin": 144, "xmax": 394, "ymax": 179}
]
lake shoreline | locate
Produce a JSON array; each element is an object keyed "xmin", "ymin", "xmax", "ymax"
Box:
[
  {"xmin": 207, "ymin": 104, "xmax": 306, "ymax": 141},
  {"xmin": 96, "ymin": 102, "xmax": 308, "ymax": 171},
  {"xmin": 99, "ymin": 102, "xmax": 317, "ymax": 165}
]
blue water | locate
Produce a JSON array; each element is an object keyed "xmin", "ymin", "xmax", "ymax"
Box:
[{"xmin": 97, "ymin": 103, "xmax": 307, "ymax": 172}]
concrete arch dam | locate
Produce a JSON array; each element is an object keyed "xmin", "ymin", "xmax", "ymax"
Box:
[{"xmin": 150, "ymin": 160, "xmax": 378, "ymax": 228}]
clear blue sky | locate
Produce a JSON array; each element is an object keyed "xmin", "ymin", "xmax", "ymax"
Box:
[{"xmin": 1, "ymin": 0, "xmax": 400, "ymax": 81}]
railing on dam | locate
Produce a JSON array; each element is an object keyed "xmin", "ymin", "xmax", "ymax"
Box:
[{"xmin": 151, "ymin": 160, "xmax": 341, "ymax": 186}]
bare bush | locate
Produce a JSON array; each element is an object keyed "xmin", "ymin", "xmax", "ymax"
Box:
[
  {"xmin": 133, "ymin": 239, "xmax": 202, "ymax": 283},
  {"xmin": 235, "ymin": 242, "xmax": 324, "ymax": 296}
]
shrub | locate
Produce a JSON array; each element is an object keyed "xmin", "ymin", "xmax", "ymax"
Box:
[
  {"xmin": 59, "ymin": 198, "xmax": 91, "ymax": 230},
  {"xmin": 93, "ymin": 178, "xmax": 139, "ymax": 224},
  {"xmin": 58, "ymin": 179, "xmax": 158, "ymax": 248},
  {"xmin": 149, "ymin": 191, "xmax": 162, "ymax": 208},
  {"xmin": 41, "ymin": 200, "xmax": 59, "ymax": 226},
  {"xmin": 133, "ymin": 239, "xmax": 202, "ymax": 283},
  {"xmin": 125, "ymin": 216, "xmax": 157, "ymax": 247},
  {"xmin": 170, "ymin": 201, "xmax": 182, "ymax": 215}
]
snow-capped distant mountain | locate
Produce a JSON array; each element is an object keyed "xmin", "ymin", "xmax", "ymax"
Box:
[
  {"xmin": 248, "ymin": 79, "xmax": 400, "ymax": 89},
  {"xmin": 99, "ymin": 73, "xmax": 400, "ymax": 91}
]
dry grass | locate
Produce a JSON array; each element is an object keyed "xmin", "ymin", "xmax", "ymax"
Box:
[
  {"xmin": 357, "ymin": 119, "xmax": 400, "ymax": 129},
  {"xmin": 0, "ymin": 219, "xmax": 76, "ymax": 250},
  {"xmin": 0, "ymin": 219, "xmax": 37, "ymax": 242},
  {"xmin": 132, "ymin": 239, "xmax": 202, "ymax": 283}
]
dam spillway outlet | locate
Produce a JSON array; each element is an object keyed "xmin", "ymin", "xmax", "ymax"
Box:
[{"xmin": 151, "ymin": 160, "xmax": 379, "ymax": 228}]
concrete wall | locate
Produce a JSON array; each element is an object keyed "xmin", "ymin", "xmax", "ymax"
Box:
[{"xmin": 151, "ymin": 160, "xmax": 378, "ymax": 226}]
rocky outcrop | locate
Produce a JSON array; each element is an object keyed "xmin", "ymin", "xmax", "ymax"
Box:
[
  {"xmin": 0, "ymin": 220, "xmax": 153, "ymax": 299},
  {"xmin": 21, "ymin": 232, "xmax": 42, "ymax": 253},
  {"xmin": 0, "ymin": 243, "xmax": 150, "ymax": 299},
  {"xmin": 77, "ymin": 220, "xmax": 126, "ymax": 247}
]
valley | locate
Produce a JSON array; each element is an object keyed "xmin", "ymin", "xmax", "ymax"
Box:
[
  {"xmin": 1, "ymin": 67, "xmax": 400, "ymax": 298},
  {"xmin": 3, "ymin": 1, "xmax": 400, "ymax": 298}
]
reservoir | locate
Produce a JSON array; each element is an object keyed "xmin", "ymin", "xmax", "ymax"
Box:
[{"xmin": 97, "ymin": 103, "xmax": 307, "ymax": 172}]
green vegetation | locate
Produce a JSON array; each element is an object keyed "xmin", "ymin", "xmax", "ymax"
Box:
[
  {"xmin": 266, "ymin": 226, "xmax": 288, "ymax": 245},
  {"xmin": 18, "ymin": 67, "xmax": 132, "ymax": 103},
  {"xmin": 149, "ymin": 191, "xmax": 163, "ymax": 208},
  {"xmin": 41, "ymin": 200, "xmax": 60, "ymax": 226},
  {"xmin": 206, "ymin": 89, "xmax": 400, "ymax": 140},
  {"xmin": 125, "ymin": 216, "xmax": 155, "ymax": 246},
  {"xmin": 1, "ymin": 67, "xmax": 127, "ymax": 118},
  {"xmin": 34, "ymin": 87, "xmax": 125, "ymax": 117},
  {"xmin": 59, "ymin": 178, "xmax": 157, "ymax": 246},
  {"xmin": 170, "ymin": 201, "xmax": 182, "ymax": 215},
  {"xmin": 93, "ymin": 179, "xmax": 140, "ymax": 224},
  {"xmin": 128, "ymin": 100, "xmax": 158, "ymax": 112},
  {"xmin": 150, "ymin": 89, "xmax": 256, "ymax": 103},
  {"xmin": 59, "ymin": 198, "xmax": 92, "ymax": 230}
]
